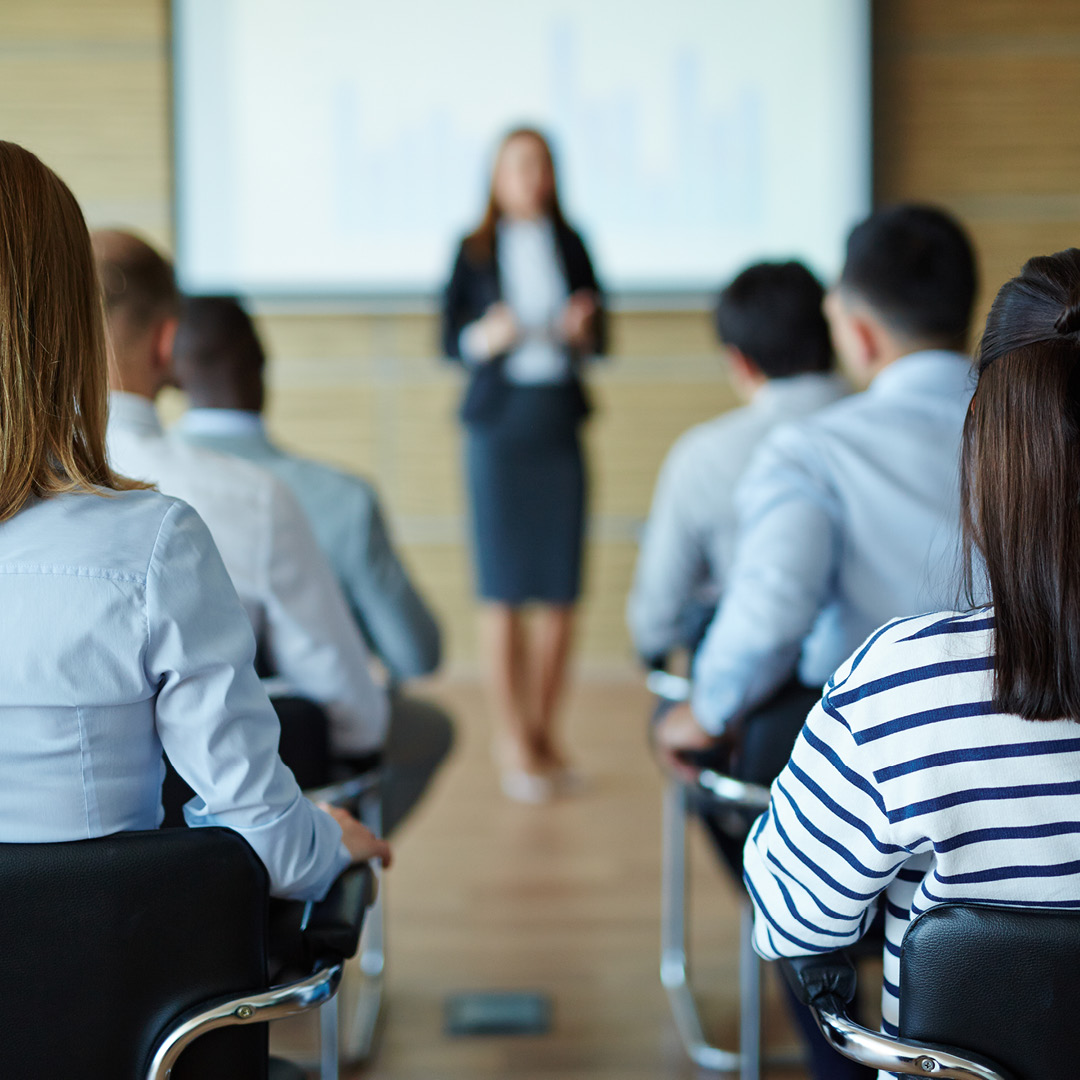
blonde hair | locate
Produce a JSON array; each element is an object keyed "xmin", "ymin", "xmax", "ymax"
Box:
[{"xmin": 0, "ymin": 141, "xmax": 145, "ymax": 522}]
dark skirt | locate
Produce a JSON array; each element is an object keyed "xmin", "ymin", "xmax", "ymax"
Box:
[{"xmin": 464, "ymin": 384, "xmax": 587, "ymax": 605}]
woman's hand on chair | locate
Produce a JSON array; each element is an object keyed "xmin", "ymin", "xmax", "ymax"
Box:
[{"xmin": 318, "ymin": 803, "xmax": 393, "ymax": 868}]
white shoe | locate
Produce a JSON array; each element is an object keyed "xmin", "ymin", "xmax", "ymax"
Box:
[{"xmin": 499, "ymin": 768, "xmax": 556, "ymax": 804}]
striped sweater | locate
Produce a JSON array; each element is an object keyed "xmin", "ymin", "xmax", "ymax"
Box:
[{"xmin": 743, "ymin": 607, "xmax": 1080, "ymax": 1052}]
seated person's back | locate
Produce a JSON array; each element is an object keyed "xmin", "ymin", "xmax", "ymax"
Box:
[
  {"xmin": 94, "ymin": 231, "xmax": 388, "ymax": 757},
  {"xmin": 170, "ymin": 296, "xmax": 442, "ymax": 683},
  {"xmin": 628, "ymin": 261, "xmax": 847, "ymax": 664},
  {"xmin": 0, "ymin": 140, "xmax": 388, "ymax": 899},
  {"xmin": 657, "ymin": 205, "xmax": 981, "ymax": 764},
  {"xmin": 744, "ymin": 247, "xmax": 1080, "ymax": 1037}
]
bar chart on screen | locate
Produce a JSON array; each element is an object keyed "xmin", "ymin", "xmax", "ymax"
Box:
[{"xmin": 174, "ymin": 0, "xmax": 869, "ymax": 296}]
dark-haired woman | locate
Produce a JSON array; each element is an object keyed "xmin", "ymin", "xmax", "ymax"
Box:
[
  {"xmin": 442, "ymin": 129, "xmax": 606, "ymax": 802},
  {"xmin": 741, "ymin": 248, "xmax": 1080, "ymax": 1069}
]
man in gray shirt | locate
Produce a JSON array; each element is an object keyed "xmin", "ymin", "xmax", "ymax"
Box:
[
  {"xmin": 627, "ymin": 261, "xmax": 846, "ymax": 667},
  {"xmin": 172, "ymin": 296, "xmax": 451, "ymax": 832}
]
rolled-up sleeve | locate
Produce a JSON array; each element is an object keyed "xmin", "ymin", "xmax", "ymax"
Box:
[
  {"xmin": 146, "ymin": 500, "xmax": 351, "ymax": 900},
  {"xmin": 691, "ymin": 427, "xmax": 840, "ymax": 734}
]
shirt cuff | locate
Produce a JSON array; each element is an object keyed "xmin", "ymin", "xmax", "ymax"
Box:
[{"xmin": 690, "ymin": 680, "xmax": 735, "ymax": 737}]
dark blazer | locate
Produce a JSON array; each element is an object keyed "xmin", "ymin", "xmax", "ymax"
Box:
[{"xmin": 441, "ymin": 219, "xmax": 607, "ymax": 426}]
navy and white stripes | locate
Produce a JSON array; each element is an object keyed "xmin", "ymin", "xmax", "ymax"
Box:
[{"xmin": 744, "ymin": 608, "xmax": 1080, "ymax": 1050}]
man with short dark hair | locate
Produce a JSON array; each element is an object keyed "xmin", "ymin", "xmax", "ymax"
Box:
[
  {"xmin": 627, "ymin": 261, "xmax": 846, "ymax": 665},
  {"xmin": 656, "ymin": 204, "xmax": 978, "ymax": 774},
  {"xmin": 171, "ymin": 296, "xmax": 454, "ymax": 831},
  {"xmin": 171, "ymin": 295, "xmax": 442, "ymax": 684},
  {"xmin": 655, "ymin": 204, "xmax": 979, "ymax": 1079}
]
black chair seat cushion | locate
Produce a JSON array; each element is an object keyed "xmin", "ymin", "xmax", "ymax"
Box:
[
  {"xmin": 901, "ymin": 903, "xmax": 1080, "ymax": 1080},
  {"xmin": 0, "ymin": 828, "xmax": 270, "ymax": 1080}
]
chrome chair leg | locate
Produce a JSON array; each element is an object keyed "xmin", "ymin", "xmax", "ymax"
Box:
[
  {"xmin": 661, "ymin": 779, "xmax": 804, "ymax": 1077},
  {"xmin": 318, "ymin": 990, "xmax": 339, "ymax": 1080},
  {"xmin": 739, "ymin": 902, "xmax": 761, "ymax": 1080},
  {"xmin": 661, "ymin": 780, "xmax": 744, "ymax": 1073},
  {"xmin": 343, "ymin": 783, "xmax": 384, "ymax": 1061}
]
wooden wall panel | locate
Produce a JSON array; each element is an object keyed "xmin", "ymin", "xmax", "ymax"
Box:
[{"xmin": 5, "ymin": 0, "xmax": 1080, "ymax": 664}]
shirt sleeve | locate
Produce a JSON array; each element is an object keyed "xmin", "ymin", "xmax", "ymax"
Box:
[
  {"xmin": 742, "ymin": 694, "xmax": 908, "ymax": 958},
  {"xmin": 259, "ymin": 478, "xmax": 390, "ymax": 756},
  {"xmin": 145, "ymin": 500, "xmax": 351, "ymax": 901},
  {"xmin": 627, "ymin": 440, "xmax": 713, "ymax": 661},
  {"xmin": 691, "ymin": 426, "xmax": 841, "ymax": 734},
  {"xmin": 341, "ymin": 485, "xmax": 442, "ymax": 681}
]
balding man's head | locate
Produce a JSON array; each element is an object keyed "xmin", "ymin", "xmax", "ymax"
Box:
[
  {"xmin": 91, "ymin": 229, "xmax": 180, "ymax": 397},
  {"xmin": 173, "ymin": 296, "xmax": 266, "ymax": 413}
]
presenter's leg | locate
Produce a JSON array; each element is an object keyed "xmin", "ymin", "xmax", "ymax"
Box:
[
  {"xmin": 532, "ymin": 603, "xmax": 576, "ymax": 769},
  {"xmin": 481, "ymin": 602, "xmax": 548, "ymax": 780}
]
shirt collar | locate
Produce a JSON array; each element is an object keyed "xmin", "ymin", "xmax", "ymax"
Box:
[
  {"xmin": 867, "ymin": 349, "xmax": 974, "ymax": 397},
  {"xmin": 178, "ymin": 408, "xmax": 267, "ymax": 439},
  {"xmin": 753, "ymin": 372, "xmax": 841, "ymax": 413},
  {"xmin": 108, "ymin": 391, "xmax": 164, "ymax": 437}
]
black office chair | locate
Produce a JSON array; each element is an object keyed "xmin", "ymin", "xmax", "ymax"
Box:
[
  {"xmin": 0, "ymin": 827, "xmax": 375, "ymax": 1080},
  {"xmin": 782, "ymin": 902, "xmax": 1080, "ymax": 1080},
  {"xmin": 163, "ymin": 695, "xmax": 387, "ymax": 1069}
]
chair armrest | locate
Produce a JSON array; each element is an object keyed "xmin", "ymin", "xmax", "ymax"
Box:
[
  {"xmin": 269, "ymin": 863, "xmax": 377, "ymax": 976},
  {"xmin": 779, "ymin": 951, "xmax": 857, "ymax": 1009},
  {"xmin": 302, "ymin": 861, "xmax": 377, "ymax": 965},
  {"xmin": 779, "ymin": 953, "xmax": 1009, "ymax": 1079},
  {"xmin": 695, "ymin": 768, "xmax": 771, "ymax": 811}
]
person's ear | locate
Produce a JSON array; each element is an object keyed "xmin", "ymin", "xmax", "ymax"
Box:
[
  {"xmin": 848, "ymin": 313, "xmax": 880, "ymax": 369},
  {"xmin": 152, "ymin": 316, "xmax": 180, "ymax": 388}
]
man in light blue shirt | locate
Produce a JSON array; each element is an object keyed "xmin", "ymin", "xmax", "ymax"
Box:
[
  {"xmin": 170, "ymin": 297, "xmax": 453, "ymax": 833},
  {"xmin": 656, "ymin": 205, "xmax": 979, "ymax": 784},
  {"xmin": 655, "ymin": 206, "xmax": 979, "ymax": 1080},
  {"xmin": 627, "ymin": 261, "xmax": 847, "ymax": 666}
]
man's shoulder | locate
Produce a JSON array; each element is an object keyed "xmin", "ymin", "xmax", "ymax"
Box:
[{"xmin": 266, "ymin": 449, "xmax": 378, "ymax": 513}]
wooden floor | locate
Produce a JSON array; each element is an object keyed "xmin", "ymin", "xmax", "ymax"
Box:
[{"xmin": 273, "ymin": 675, "xmax": 812, "ymax": 1079}]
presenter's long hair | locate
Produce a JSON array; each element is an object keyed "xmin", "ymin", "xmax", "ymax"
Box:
[
  {"xmin": 0, "ymin": 140, "xmax": 144, "ymax": 522},
  {"xmin": 962, "ymin": 248, "xmax": 1080, "ymax": 720},
  {"xmin": 464, "ymin": 128, "xmax": 568, "ymax": 263}
]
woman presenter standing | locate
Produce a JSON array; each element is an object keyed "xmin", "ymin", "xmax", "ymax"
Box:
[{"xmin": 442, "ymin": 128, "xmax": 606, "ymax": 802}]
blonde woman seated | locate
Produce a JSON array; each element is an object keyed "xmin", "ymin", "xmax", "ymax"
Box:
[
  {"xmin": 0, "ymin": 139, "xmax": 389, "ymax": 900},
  {"xmin": 744, "ymin": 249, "xmax": 1080, "ymax": 1058}
]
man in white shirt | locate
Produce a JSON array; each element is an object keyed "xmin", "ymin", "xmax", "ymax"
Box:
[
  {"xmin": 627, "ymin": 261, "xmax": 847, "ymax": 667},
  {"xmin": 94, "ymin": 230, "xmax": 388, "ymax": 777}
]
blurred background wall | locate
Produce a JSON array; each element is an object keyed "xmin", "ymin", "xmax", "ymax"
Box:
[{"xmin": 2, "ymin": 0, "xmax": 1079, "ymax": 669}]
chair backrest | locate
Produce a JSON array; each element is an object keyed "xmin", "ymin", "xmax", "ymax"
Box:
[
  {"xmin": 900, "ymin": 903, "xmax": 1080, "ymax": 1080},
  {"xmin": 0, "ymin": 827, "xmax": 270, "ymax": 1080}
]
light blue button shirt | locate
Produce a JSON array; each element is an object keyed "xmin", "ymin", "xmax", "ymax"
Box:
[
  {"xmin": 175, "ymin": 409, "xmax": 442, "ymax": 681},
  {"xmin": 0, "ymin": 487, "xmax": 350, "ymax": 900},
  {"xmin": 691, "ymin": 350, "xmax": 975, "ymax": 734}
]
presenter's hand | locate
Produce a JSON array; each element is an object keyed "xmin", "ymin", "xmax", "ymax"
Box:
[
  {"xmin": 652, "ymin": 702, "xmax": 727, "ymax": 783},
  {"xmin": 319, "ymin": 802, "xmax": 393, "ymax": 868},
  {"xmin": 478, "ymin": 302, "xmax": 520, "ymax": 357},
  {"xmin": 560, "ymin": 289, "xmax": 598, "ymax": 350}
]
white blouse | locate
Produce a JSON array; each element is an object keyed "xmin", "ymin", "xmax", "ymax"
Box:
[
  {"xmin": 0, "ymin": 487, "xmax": 350, "ymax": 901},
  {"xmin": 461, "ymin": 217, "xmax": 572, "ymax": 385}
]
